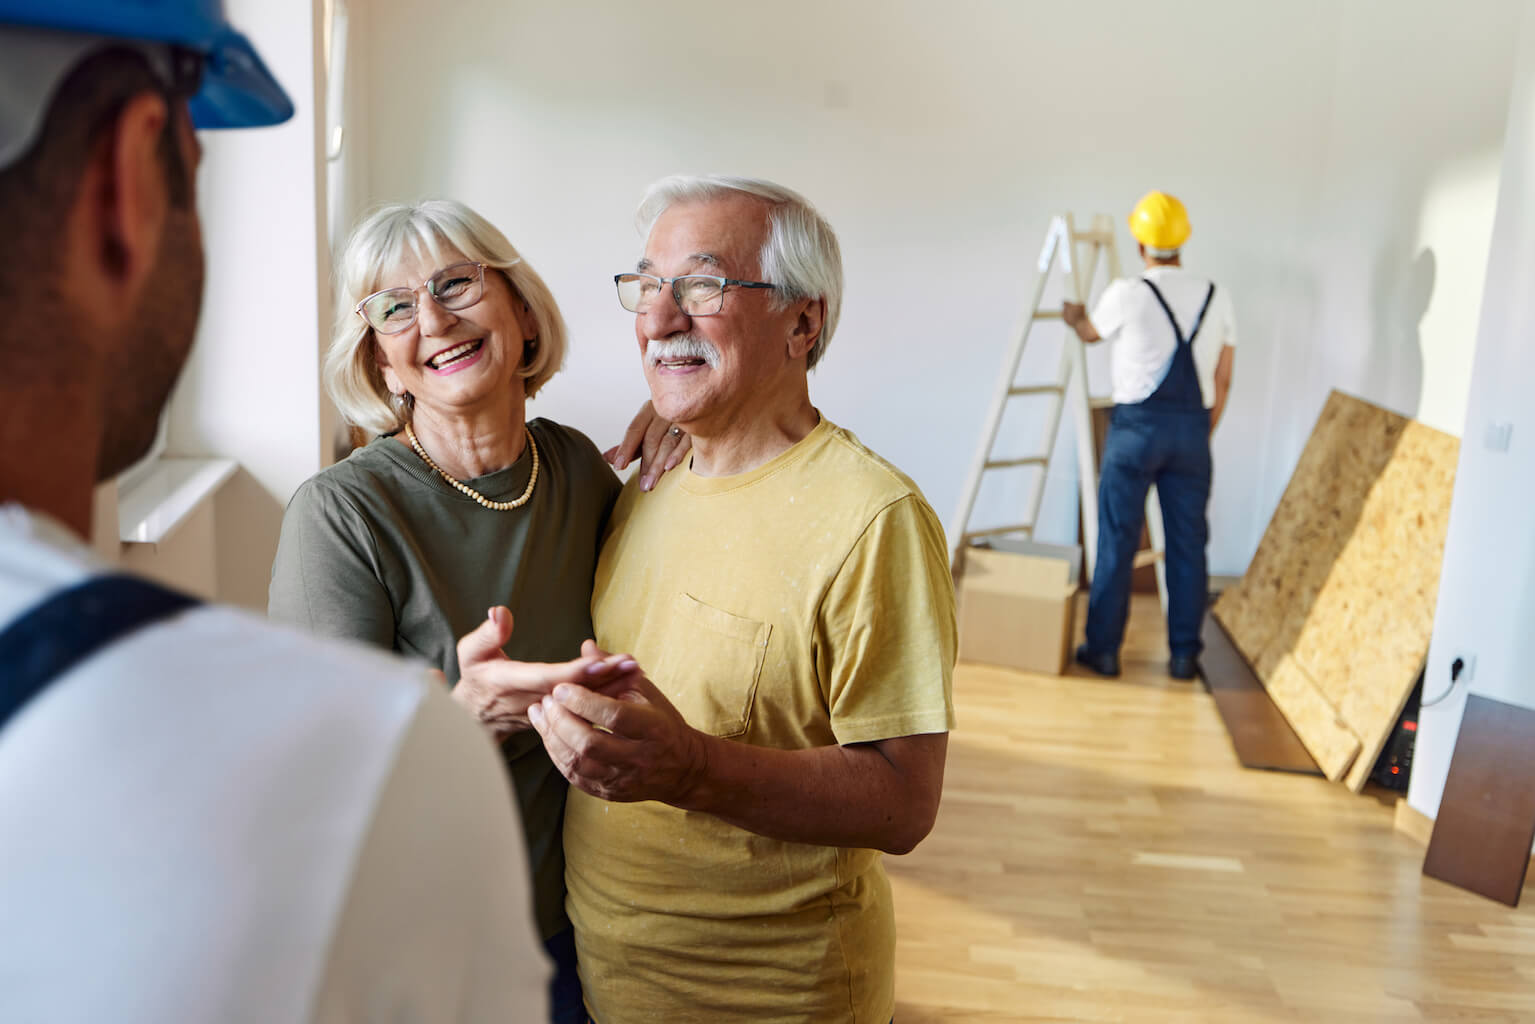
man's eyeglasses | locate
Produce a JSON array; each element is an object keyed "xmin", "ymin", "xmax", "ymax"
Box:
[
  {"xmin": 166, "ymin": 46, "xmax": 206, "ymax": 100},
  {"xmin": 614, "ymin": 273, "xmax": 776, "ymax": 317},
  {"xmin": 356, "ymin": 262, "xmax": 487, "ymax": 335}
]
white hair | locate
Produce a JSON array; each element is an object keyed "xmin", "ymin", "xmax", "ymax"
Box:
[
  {"xmin": 325, "ymin": 199, "xmax": 568, "ymax": 435},
  {"xmin": 1147, "ymin": 246, "xmax": 1181, "ymax": 260},
  {"xmin": 636, "ymin": 175, "xmax": 843, "ymax": 370}
]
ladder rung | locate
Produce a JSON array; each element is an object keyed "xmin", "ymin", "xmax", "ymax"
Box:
[
  {"xmin": 1132, "ymin": 549, "xmax": 1164, "ymax": 569},
  {"xmin": 948, "ymin": 211, "xmax": 1122, "ymax": 575},
  {"xmin": 963, "ymin": 525, "xmax": 1035, "ymax": 542}
]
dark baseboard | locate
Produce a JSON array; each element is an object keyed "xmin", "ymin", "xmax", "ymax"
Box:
[{"xmin": 1199, "ymin": 613, "xmax": 1322, "ymax": 775}]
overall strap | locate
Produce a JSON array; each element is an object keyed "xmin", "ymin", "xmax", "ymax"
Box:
[
  {"xmin": 1185, "ymin": 283, "xmax": 1218, "ymax": 345},
  {"xmin": 1142, "ymin": 277, "xmax": 1187, "ymax": 345},
  {"xmin": 1143, "ymin": 278, "xmax": 1218, "ymax": 348},
  {"xmin": 0, "ymin": 574, "xmax": 201, "ymax": 734}
]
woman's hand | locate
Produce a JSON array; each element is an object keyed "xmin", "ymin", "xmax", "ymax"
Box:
[
  {"xmin": 527, "ymin": 640, "xmax": 710, "ymax": 806},
  {"xmin": 452, "ymin": 607, "xmax": 605, "ymax": 743},
  {"xmin": 603, "ymin": 400, "xmax": 691, "ymax": 491}
]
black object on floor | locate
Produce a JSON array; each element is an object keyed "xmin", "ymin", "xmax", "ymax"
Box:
[
  {"xmin": 1368, "ymin": 670, "xmax": 1422, "ymax": 792},
  {"xmin": 1074, "ymin": 643, "xmax": 1120, "ymax": 678},
  {"xmin": 1169, "ymin": 654, "xmax": 1199, "ymax": 680}
]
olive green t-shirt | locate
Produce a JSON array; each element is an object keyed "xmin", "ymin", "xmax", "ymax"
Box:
[{"xmin": 269, "ymin": 416, "xmax": 622, "ymax": 941}]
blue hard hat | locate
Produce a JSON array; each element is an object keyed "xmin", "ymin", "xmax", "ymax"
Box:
[{"xmin": 0, "ymin": 0, "xmax": 293, "ymax": 130}]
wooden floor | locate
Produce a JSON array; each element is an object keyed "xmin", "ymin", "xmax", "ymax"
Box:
[{"xmin": 889, "ymin": 594, "xmax": 1535, "ymax": 1023}]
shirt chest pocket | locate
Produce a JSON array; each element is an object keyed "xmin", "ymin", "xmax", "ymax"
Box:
[{"xmin": 653, "ymin": 593, "xmax": 772, "ymax": 739}]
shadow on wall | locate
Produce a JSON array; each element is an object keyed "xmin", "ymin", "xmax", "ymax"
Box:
[
  {"xmin": 1258, "ymin": 240, "xmax": 1438, "ymax": 576},
  {"xmin": 1368, "ymin": 245, "xmax": 1437, "ymax": 421}
]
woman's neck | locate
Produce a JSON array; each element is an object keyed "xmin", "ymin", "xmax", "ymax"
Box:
[{"xmin": 404, "ymin": 395, "xmax": 528, "ymax": 480}]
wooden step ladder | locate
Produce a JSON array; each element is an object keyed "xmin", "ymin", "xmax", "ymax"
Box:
[{"xmin": 948, "ymin": 213, "xmax": 1169, "ymax": 611}]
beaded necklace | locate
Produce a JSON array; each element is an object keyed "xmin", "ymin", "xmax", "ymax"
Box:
[{"xmin": 404, "ymin": 422, "xmax": 538, "ymax": 511}]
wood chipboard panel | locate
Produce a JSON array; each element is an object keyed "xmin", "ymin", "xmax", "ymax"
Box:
[
  {"xmin": 1212, "ymin": 391, "xmax": 1456, "ymax": 787},
  {"xmin": 1423, "ymin": 695, "xmax": 1535, "ymax": 907},
  {"xmin": 1264, "ymin": 655, "xmax": 1360, "ymax": 780}
]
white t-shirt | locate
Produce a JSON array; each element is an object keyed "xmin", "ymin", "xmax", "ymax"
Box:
[
  {"xmin": 1089, "ymin": 265, "xmax": 1237, "ymax": 407},
  {"xmin": 0, "ymin": 505, "xmax": 548, "ymax": 1024}
]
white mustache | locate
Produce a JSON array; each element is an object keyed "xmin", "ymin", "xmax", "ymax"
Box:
[{"xmin": 646, "ymin": 335, "xmax": 720, "ymax": 368}]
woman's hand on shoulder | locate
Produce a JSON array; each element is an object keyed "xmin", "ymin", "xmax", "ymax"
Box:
[{"xmin": 603, "ymin": 400, "xmax": 690, "ymax": 492}]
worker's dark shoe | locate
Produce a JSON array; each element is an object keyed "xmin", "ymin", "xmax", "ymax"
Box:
[
  {"xmin": 1074, "ymin": 644, "xmax": 1120, "ymax": 678},
  {"xmin": 1168, "ymin": 654, "xmax": 1200, "ymax": 680}
]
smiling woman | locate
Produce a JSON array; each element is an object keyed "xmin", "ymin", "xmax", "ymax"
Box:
[{"xmin": 266, "ymin": 199, "xmax": 625, "ymax": 1024}]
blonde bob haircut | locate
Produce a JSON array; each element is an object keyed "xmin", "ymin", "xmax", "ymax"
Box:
[{"xmin": 326, "ymin": 199, "xmax": 568, "ymax": 436}]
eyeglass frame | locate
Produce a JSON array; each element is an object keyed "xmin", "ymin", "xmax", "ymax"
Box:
[
  {"xmin": 355, "ymin": 261, "xmax": 503, "ymax": 335},
  {"xmin": 613, "ymin": 272, "xmax": 777, "ymax": 317},
  {"xmin": 164, "ymin": 47, "xmax": 207, "ymax": 101}
]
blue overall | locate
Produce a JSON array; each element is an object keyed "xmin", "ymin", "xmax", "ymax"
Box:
[
  {"xmin": 1, "ymin": 575, "xmax": 199, "ymax": 735},
  {"xmin": 1084, "ymin": 279, "xmax": 1216, "ymax": 661}
]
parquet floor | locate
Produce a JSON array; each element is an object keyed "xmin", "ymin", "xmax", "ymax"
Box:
[{"xmin": 889, "ymin": 595, "xmax": 1535, "ymax": 1023}]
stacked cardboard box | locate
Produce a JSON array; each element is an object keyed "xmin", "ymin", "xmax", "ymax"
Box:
[{"xmin": 958, "ymin": 539, "xmax": 1081, "ymax": 676}]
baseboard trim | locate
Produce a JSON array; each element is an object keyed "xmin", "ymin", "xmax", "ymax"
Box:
[
  {"xmin": 1208, "ymin": 574, "xmax": 1242, "ymax": 594},
  {"xmin": 1393, "ymin": 798, "xmax": 1435, "ymax": 845}
]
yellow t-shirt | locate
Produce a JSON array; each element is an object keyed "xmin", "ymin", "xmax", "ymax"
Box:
[{"xmin": 567, "ymin": 417, "xmax": 957, "ymax": 1024}]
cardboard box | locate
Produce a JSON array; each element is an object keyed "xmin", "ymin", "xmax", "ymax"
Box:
[{"xmin": 958, "ymin": 539, "xmax": 1081, "ymax": 675}]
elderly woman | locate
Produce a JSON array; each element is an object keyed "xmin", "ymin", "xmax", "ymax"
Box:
[{"xmin": 269, "ymin": 199, "xmax": 673, "ymax": 1024}]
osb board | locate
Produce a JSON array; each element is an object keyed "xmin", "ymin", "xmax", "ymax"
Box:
[
  {"xmin": 1213, "ymin": 391, "xmax": 1457, "ymax": 788},
  {"xmin": 1262, "ymin": 654, "xmax": 1360, "ymax": 778}
]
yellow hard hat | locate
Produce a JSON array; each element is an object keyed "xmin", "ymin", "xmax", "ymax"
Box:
[{"xmin": 1128, "ymin": 191, "xmax": 1191, "ymax": 251}]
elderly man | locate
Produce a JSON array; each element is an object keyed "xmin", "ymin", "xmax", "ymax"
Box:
[
  {"xmin": 0, "ymin": 4, "xmax": 545, "ymax": 1020},
  {"xmin": 526, "ymin": 175, "xmax": 956, "ymax": 1023}
]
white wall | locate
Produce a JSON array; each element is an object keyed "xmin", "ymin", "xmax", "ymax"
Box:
[
  {"xmin": 1408, "ymin": 4, "xmax": 1535, "ymax": 825},
  {"xmin": 336, "ymin": 0, "xmax": 1518, "ymax": 577},
  {"xmin": 164, "ymin": 0, "xmax": 1516, "ymax": 838},
  {"xmin": 163, "ymin": 0, "xmax": 328, "ymax": 609}
]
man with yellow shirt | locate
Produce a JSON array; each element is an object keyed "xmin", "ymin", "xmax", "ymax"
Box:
[{"xmin": 524, "ymin": 175, "xmax": 957, "ymax": 1023}]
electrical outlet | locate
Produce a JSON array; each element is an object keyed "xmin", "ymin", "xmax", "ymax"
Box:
[{"xmin": 1450, "ymin": 651, "xmax": 1476, "ymax": 684}]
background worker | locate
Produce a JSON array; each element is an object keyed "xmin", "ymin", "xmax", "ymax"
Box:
[{"xmin": 1062, "ymin": 190, "xmax": 1236, "ymax": 679}]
